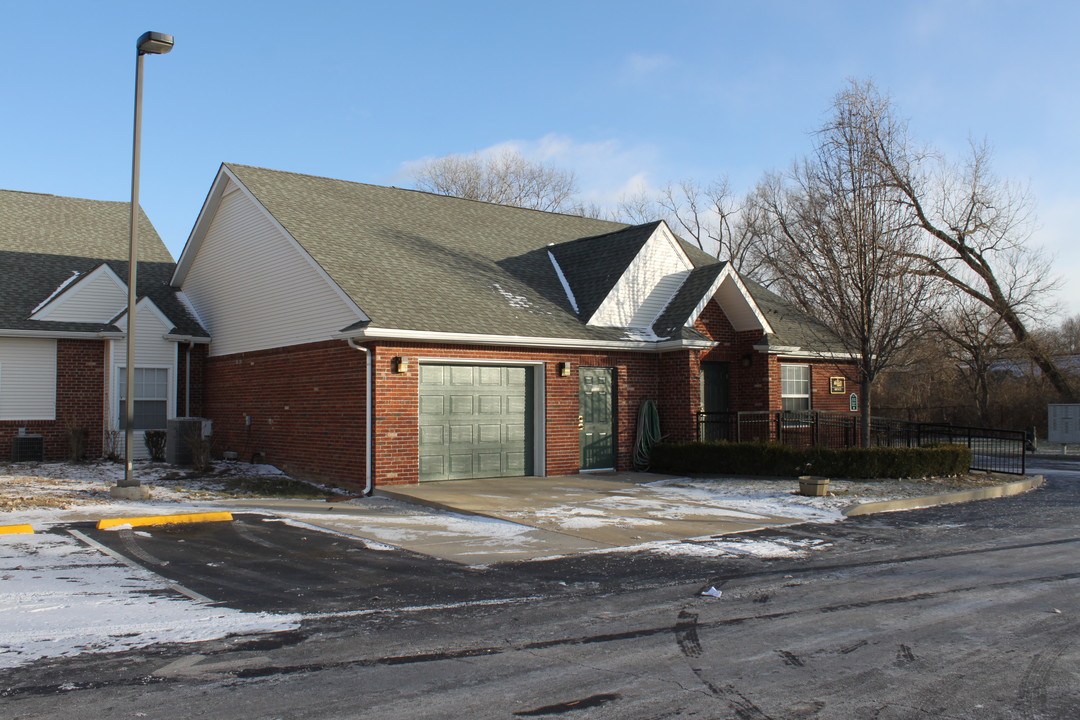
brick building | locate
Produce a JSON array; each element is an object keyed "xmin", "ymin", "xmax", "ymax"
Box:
[
  {"xmin": 171, "ymin": 164, "xmax": 858, "ymax": 491},
  {"xmin": 0, "ymin": 190, "xmax": 209, "ymax": 462}
]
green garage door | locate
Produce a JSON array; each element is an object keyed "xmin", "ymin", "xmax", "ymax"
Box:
[{"xmin": 418, "ymin": 364, "xmax": 533, "ymax": 481}]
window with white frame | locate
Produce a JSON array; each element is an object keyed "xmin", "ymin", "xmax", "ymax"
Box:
[
  {"xmin": 781, "ymin": 365, "xmax": 811, "ymax": 412},
  {"xmin": 117, "ymin": 367, "xmax": 168, "ymax": 430}
]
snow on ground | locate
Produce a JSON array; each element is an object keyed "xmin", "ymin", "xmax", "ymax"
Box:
[
  {"xmin": 0, "ymin": 459, "xmax": 1019, "ymax": 669},
  {"xmin": 0, "ymin": 531, "xmax": 299, "ymax": 670}
]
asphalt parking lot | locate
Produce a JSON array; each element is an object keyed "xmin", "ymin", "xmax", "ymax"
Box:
[{"xmin": 74, "ymin": 514, "xmax": 547, "ymax": 614}]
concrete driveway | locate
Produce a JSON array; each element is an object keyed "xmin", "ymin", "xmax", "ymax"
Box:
[{"xmin": 229, "ymin": 473, "xmax": 809, "ymax": 565}]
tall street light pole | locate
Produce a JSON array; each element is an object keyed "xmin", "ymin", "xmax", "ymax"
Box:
[{"xmin": 114, "ymin": 31, "xmax": 173, "ymax": 500}]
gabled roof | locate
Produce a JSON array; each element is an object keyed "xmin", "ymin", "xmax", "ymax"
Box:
[
  {"xmin": 743, "ymin": 278, "xmax": 851, "ymax": 354},
  {"xmin": 547, "ymin": 221, "xmax": 661, "ymax": 321},
  {"xmin": 175, "ymin": 164, "xmax": 842, "ymax": 351},
  {"xmin": 0, "ymin": 189, "xmax": 208, "ymax": 338}
]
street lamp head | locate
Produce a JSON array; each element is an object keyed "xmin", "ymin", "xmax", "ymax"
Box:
[{"xmin": 137, "ymin": 31, "xmax": 174, "ymax": 55}]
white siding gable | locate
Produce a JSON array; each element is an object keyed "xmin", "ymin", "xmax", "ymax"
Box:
[
  {"xmin": 685, "ymin": 265, "xmax": 774, "ymax": 334},
  {"xmin": 115, "ymin": 298, "xmax": 178, "ymax": 366},
  {"xmin": 179, "ymin": 177, "xmax": 364, "ymax": 357},
  {"xmin": 588, "ymin": 223, "xmax": 692, "ymax": 330},
  {"xmin": 0, "ymin": 338, "xmax": 57, "ymax": 421},
  {"xmin": 30, "ymin": 264, "xmax": 127, "ymax": 323}
]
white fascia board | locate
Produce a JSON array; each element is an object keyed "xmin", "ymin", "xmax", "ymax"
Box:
[
  {"xmin": 753, "ymin": 344, "xmax": 860, "ymax": 361},
  {"xmin": 172, "ymin": 166, "xmax": 231, "ymax": 286},
  {"xmin": 0, "ymin": 329, "xmax": 123, "ymax": 340},
  {"xmin": 687, "ymin": 265, "xmax": 774, "ymax": 334},
  {"xmin": 173, "ymin": 165, "xmax": 370, "ymax": 326},
  {"xmin": 30, "ymin": 263, "xmax": 127, "ymax": 321},
  {"xmin": 163, "ymin": 334, "xmax": 212, "ymax": 344},
  {"xmin": 339, "ymin": 326, "xmax": 716, "ymax": 353}
]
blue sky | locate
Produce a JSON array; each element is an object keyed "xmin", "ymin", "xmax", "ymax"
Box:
[{"xmin": 3, "ymin": 1, "xmax": 1077, "ymax": 321}]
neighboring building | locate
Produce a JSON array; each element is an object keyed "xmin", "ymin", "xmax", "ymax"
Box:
[
  {"xmin": 0, "ymin": 189, "xmax": 209, "ymax": 462},
  {"xmin": 171, "ymin": 164, "xmax": 858, "ymax": 490}
]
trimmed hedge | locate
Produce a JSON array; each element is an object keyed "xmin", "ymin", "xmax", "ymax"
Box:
[{"xmin": 650, "ymin": 441, "xmax": 972, "ymax": 479}]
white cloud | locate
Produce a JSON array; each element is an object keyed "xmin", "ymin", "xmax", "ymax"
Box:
[{"xmin": 396, "ymin": 133, "xmax": 667, "ymax": 211}]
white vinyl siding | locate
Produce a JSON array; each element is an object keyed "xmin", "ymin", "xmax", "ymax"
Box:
[
  {"xmin": 781, "ymin": 364, "xmax": 811, "ymax": 412},
  {"xmin": 588, "ymin": 225, "xmax": 692, "ymax": 329},
  {"xmin": 109, "ymin": 300, "xmax": 178, "ymax": 460},
  {"xmin": 30, "ymin": 265, "xmax": 126, "ymax": 323},
  {"xmin": 0, "ymin": 338, "xmax": 57, "ymax": 421},
  {"xmin": 180, "ymin": 182, "xmax": 362, "ymax": 357}
]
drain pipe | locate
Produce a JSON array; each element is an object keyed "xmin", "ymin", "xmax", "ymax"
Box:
[{"xmin": 346, "ymin": 337, "xmax": 374, "ymax": 496}]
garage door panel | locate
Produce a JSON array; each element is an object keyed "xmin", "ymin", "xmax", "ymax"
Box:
[
  {"xmin": 418, "ymin": 364, "xmax": 533, "ymax": 481},
  {"xmin": 450, "ymin": 366, "xmax": 474, "ymax": 385},
  {"xmin": 450, "ymin": 395, "xmax": 475, "ymax": 414},
  {"xmin": 478, "ymin": 395, "xmax": 501, "ymax": 414},
  {"xmin": 419, "ymin": 425, "xmax": 445, "ymax": 445},
  {"xmin": 419, "ymin": 455, "xmax": 445, "ymax": 480},
  {"xmin": 477, "ymin": 424, "xmax": 501, "ymax": 443}
]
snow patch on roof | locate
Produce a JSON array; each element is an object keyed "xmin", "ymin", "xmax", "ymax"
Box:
[
  {"xmin": 30, "ymin": 270, "xmax": 82, "ymax": 315},
  {"xmin": 492, "ymin": 282, "xmax": 531, "ymax": 309}
]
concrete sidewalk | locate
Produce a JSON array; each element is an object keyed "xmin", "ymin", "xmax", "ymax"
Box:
[{"xmin": 228, "ymin": 472, "xmax": 807, "ymax": 565}]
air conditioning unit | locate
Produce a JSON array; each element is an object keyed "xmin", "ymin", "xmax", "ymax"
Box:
[
  {"xmin": 11, "ymin": 434, "xmax": 44, "ymax": 462},
  {"xmin": 166, "ymin": 417, "xmax": 212, "ymax": 465}
]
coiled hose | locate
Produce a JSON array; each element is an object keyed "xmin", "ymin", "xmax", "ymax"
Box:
[{"xmin": 633, "ymin": 399, "xmax": 662, "ymax": 470}]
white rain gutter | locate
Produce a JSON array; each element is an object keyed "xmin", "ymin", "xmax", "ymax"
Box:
[{"xmin": 346, "ymin": 337, "xmax": 375, "ymax": 496}]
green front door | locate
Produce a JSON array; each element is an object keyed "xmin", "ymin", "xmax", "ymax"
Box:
[
  {"xmin": 579, "ymin": 366, "xmax": 615, "ymax": 470},
  {"xmin": 418, "ymin": 364, "xmax": 533, "ymax": 481}
]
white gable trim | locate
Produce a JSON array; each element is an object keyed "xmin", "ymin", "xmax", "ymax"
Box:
[
  {"xmin": 547, "ymin": 250, "xmax": 579, "ymax": 315},
  {"xmin": 172, "ymin": 165, "xmax": 369, "ymax": 324},
  {"xmin": 588, "ymin": 221, "xmax": 694, "ymax": 328},
  {"xmin": 114, "ymin": 297, "xmax": 176, "ymax": 334},
  {"xmin": 30, "ymin": 264, "xmax": 127, "ymax": 322},
  {"xmin": 685, "ymin": 265, "xmax": 774, "ymax": 334}
]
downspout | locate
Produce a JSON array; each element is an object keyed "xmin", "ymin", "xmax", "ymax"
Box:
[
  {"xmin": 185, "ymin": 341, "xmax": 192, "ymax": 417},
  {"xmin": 346, "ymin": 337, "xmax": 375, "ymax": 496}
]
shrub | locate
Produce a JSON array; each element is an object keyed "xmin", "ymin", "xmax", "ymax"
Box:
[
  {"xmin": 650, "ymin": 441, "xmax": 971, "ymax": 478},
  {"xmin": 143, "ymin": 430, "xmax": 167, "ymax": 462}
]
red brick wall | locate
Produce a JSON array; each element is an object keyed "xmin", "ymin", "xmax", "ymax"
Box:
[
  {"xmin": 769, "ymin": 358, "xmax": 860, "ymax": 414},
  {"xmin": 202, "ymin": 340, "xmax": 369, "ymax": 487},
  {"xmin": 0, "ymin": 339, "xmax": 106, "ymax": 461},
  {"xmin": 370, "ymin": 342, "xmax": 664, "ymax": 484},
  {"xmin": 199, "ymin": 322, "xmax": 860, "ymax": 489}
]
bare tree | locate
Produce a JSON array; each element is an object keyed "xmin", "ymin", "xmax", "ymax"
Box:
[
  {"xmin": 836, "ymin": 79, "xmax": 1077, "ymax": 402},
  {"xmin": 412, "ymin": 149, "xmax": 580, "ymax": 213},
  {"xmin": 615, "ymin": 179, "xmax": 770, "ymax": 279},
  {"xmin": 753, "ymin": 86, "xmax": 935, "ymax": 445},
  {"xmin": 930, "ymin": 292, "xmax": 1014, "ymax": 426}
]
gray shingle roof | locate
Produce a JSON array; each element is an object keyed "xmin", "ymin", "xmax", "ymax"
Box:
[
  {"xmin": 0, "ymin": 189, "xmax": 207, "ymax": 337},
  {"xmin": 547, "ymin": 221, "xmax": 660, "ymax": 321},
  {"xmin": 742, "ymin": 278, "xmax": 851, "ymax": 353},
  {"xmin": 222, "ymin": 164, "xmax": 843, "ymax": 351}
]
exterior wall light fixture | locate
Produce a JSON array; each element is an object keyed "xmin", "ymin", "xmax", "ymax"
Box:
[
  {"xmin": 557, "ymin": 362, "xmax": 571, "ymax": 377},
  {"xmin": 393, "ymin": 356, "xmax": 409, "ymax": 374}
]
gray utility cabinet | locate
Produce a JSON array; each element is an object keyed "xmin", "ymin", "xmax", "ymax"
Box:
[
  {"xmin": 166, "ymin": 418, "xmax": 212, "ymax": 465},
  {"xmin": 1048, "ymin": 404, "xmax": 1080, "ymax": 444}
]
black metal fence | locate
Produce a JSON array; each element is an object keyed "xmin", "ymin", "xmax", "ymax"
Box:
[{"xmin": 697, "ymin": 410, "xmax": 1027, "ymax": 475}]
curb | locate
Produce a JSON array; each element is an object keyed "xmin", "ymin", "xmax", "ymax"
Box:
[
  {"xmin": 0, "ymin": 524, "xmax": 34, "ymax": 535},
  {"xmin": 96, "ymin": 511, "xmax": 234, "ymax": 530},
  {"xmin": 843, "ymin": 475, "xmax": 1044, "ymax": 517}
]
